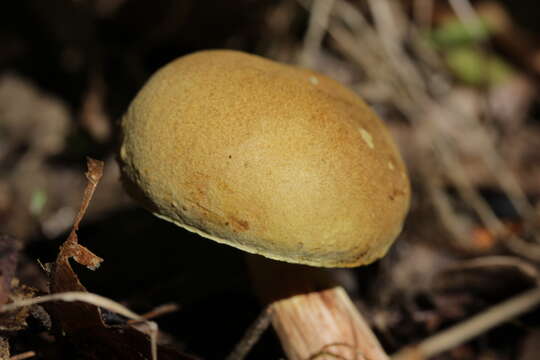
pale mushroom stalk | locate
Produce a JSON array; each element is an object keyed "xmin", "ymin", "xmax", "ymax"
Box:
[
  {"xmin": 245, "ymin": 258, "xmax": 390, "ymax": 360},
  {"xmin": 119, "ymin": 50, "xmax": 410, "ymax": 359}
]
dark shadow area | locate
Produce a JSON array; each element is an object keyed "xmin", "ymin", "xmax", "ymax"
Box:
[{"xmin": 25, "ymin": 206, "xmax": 284, "ymax": 358}]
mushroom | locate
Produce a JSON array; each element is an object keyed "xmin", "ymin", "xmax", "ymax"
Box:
[{"xmin": 119, "ymin": 50, "xmax": 410, "ymax": 359}]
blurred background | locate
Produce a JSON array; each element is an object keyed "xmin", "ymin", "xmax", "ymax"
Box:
[{"xmin": 1, "ymin": 0, "xmax": 540, "ymax": 359}]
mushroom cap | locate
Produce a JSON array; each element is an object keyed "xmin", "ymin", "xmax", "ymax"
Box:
[{"xmin": 119, "ymin": 50, "xmax": 410, "ymax": 267}]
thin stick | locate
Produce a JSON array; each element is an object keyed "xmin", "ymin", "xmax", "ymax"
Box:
[
  {"xmin": 10, "ymin": 351, "xmax": 36, "ymax": 360},
  {"xmin": 391, "ymin": 287, "xmax": 540, "ymax": 359},
  {"xmin": 226, "ymin": 307, "xmax": 272, "ymax": 360},
  {"xmin": 127, "ymin": 302, "xmax": 180, "ymax": 323}
]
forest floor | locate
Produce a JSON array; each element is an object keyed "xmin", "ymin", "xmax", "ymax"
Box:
[{"xmin": 1, "ymin": 1, "xmax": 540, "ymax": 359}]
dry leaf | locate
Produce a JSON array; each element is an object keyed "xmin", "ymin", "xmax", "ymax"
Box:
[{"xmin": 44, "ymin": 158, "xmax": 196, "ymax": 360}]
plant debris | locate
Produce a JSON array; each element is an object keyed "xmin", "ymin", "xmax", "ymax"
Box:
[
  {"xmin": 1, "ymin": 0, "xmax": 540, "ymax": 358},
  {"xmin": 1, "ymin": 159, "xmax": 196, "ymax": 359}
]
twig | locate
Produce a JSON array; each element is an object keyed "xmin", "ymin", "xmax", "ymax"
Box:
[
  {"xmin": 127, "ymin": 302, "xmax": 180, "ymax": 323},
  {"xmin": 391, "ymin": 287, "xmax": 540, "ymax": 359},
  {"xmin": 504, "ymin": 234, "xmax": 540, "ymax": 262},
  {"xmin": 447, "ymin": 255, "xmax": 539, "ymax": 280},
  {"xmin": 225, "ymin": 307, "xmax": 272, "ymax": 360},
  {"xmin": 9, "ymin": 351, "xmax": 36, "ymax": 360}
]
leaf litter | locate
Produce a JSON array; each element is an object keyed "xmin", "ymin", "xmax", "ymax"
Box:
[{"xmin": 0, "ymin": 158, "xmax": 197, "ymax": 360}]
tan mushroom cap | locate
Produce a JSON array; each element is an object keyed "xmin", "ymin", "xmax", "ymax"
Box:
[{"xmin": 119, "ymin": 50, "xmax": 410, "ymax": 267}]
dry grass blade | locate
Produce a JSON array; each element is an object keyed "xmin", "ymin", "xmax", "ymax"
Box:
[
  {"xmin": 447, "ymin": 255, "xmax": 539, "ymax": 280},
  {"xmin": 127, "ymin": 302, "xmax": 180, "ymax": 323},
  {"xmin": 298, "ymin": 0, "xmax": 335, "ymax": 68},
  {"xmin": 225, "ymin": 307, "xmax": 272, "ymax": 360},
  {"xmin": 9, "ymin": 351, "xmax": 36, "ymax": 360},
  {"xmin": 449, "ymin": 0, "xmax": 483, "ymax": 26}
]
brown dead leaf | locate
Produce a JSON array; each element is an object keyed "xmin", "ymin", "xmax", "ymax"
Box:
[
  {"xmin": 46, "ymin": 159, "xmax": 105, "ymax": 332},
  {"xmin": 44, "ymin": 158, "xmax": 196, "ymax": 360}
]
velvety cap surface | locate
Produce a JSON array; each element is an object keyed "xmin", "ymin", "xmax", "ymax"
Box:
[{"xmin": 119, "ymin": 50, "xmax": 410, "ymax": 267}]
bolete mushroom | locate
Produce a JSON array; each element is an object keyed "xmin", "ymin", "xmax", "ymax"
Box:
[{"xmin": 119, "ymin": 50, "xmax": 410, "ymax": 359}]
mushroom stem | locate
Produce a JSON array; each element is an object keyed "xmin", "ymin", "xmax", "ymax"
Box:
[
  {"xmin": 272, "ymin": 287, "xmax": 389, "ymax": 360},
  {"xmin": 248, "ymin": 257, "xmax": 389, "ymax": 360}
]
